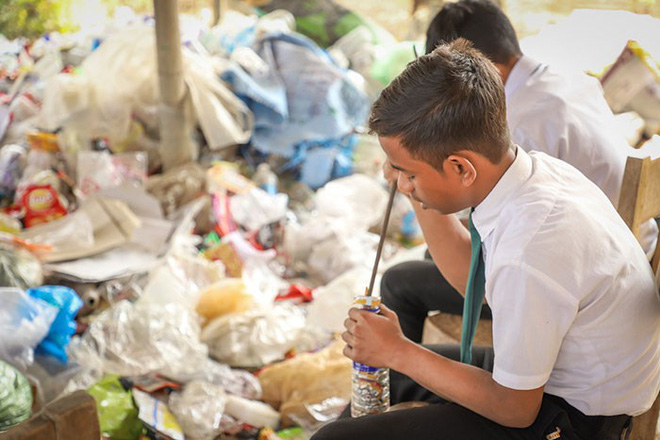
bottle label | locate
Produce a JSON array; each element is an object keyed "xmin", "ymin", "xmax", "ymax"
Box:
[
  {"xmin": 353, "ymin": 362, "xmax": 379, "ymax": 374},
  {"xmin": 351, "ymin": 295, "xmax": 381, "ymax": 374}
]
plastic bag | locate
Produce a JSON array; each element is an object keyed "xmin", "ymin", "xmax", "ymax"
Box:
[
  {"xmin": 314, "ymin": 174, "xmax": 388, "ymax": 230},
  {"xmin": 169, "ymin": 380, "xmax": 227, "ymax": 440},
  {"xmin": 77, "ymin": 151, "xmax": 148, "ymax": 200},
  {"xmin": 258, "ymin": 339, "xmax": 351, "ymax": 428},
  {"xmin": 306, "ymin": 267, "xmax": 372, "ymax": 333},
  {"xmin": 0, "ymin": 144, "xmax": 26, "ymax": 201},
  {"xmin": 28, "ymin": 286, "xmax": 83, "ymax": 363},
  {"xmin": 196, "ymin": 279, "xmax": 255, "ymax": 325},
  {"xmin": 0, "ymin": 242, "xmax": 43, "ymax": 289},
  {"xmin": 68, "ymin": 300, "xmax": 208, "ymax": 381},
  {"xmin": 184, "ymin": 358, "xmax": 262, "ymax": 401},
  {"xmin": 230, "ymin": 188, "xmax": 289, "ymax": 232},
  {"xmin": 0, "ymin": 287, "xmax": 58, "ymax": 370},
  {"xmin": 87, "ymin": 375, "xmax": 143, "ymax": 440},
  {"xmin": 201, "ymin": 303, "xmax": 306, "ymax": 368},
  {"xmin": 0, "ymin": 361, "xmax": 33, "ymax": 432},
  {"xmin": 145, "ymin": 163, "xmax": 207, "ymax": 218},
  {"xmin": 308, "ymin": 231, "xmax": 379, "ymax": 284}
]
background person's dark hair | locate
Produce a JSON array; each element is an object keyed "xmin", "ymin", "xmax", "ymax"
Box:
[
  {"xmin": 425, "ymin": 0, "xmax": 521, "ymax": 64},
  {"xmin": 369, "ymin": 38, "xmax": 511, "ymax": 168}
]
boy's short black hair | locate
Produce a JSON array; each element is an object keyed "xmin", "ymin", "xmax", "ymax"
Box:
[
  {"xmin": 369, "ymin": 38, "xmax": 511, "ymax": 168},
  {"xmin": 425, "ymin": 0, "xmax": 521, "ymax": 64}
]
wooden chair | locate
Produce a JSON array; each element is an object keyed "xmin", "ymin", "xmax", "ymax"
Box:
[{"xmin": 617, "ymin": 155, "xmax": 660, "ymax": 440}]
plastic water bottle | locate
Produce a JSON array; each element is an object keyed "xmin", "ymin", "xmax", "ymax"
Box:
[{"xmin": 351, "ymin": 295, "xmax": 390, "ymax": 418}]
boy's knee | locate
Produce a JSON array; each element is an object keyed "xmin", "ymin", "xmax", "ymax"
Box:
[{"xmin": 310, "ymin": 421, "xmax": 343, "ymax": 440}]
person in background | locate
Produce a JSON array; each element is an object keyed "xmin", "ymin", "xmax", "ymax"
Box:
[{"xmin": 381, "ymin": 0, "xmax": 658, "ymax": 343}]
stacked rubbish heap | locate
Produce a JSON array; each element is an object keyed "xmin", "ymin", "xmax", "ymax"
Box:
[{"xmin": 0, "ymin": 2, "xmax": 658, "ymax": 439}]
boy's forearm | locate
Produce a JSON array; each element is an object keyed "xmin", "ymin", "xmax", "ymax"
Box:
[
  {"xmin": 411, "ymin": 200, "xmax": 472, "ymax": 294},
  {"xmin": 391, "ymin": 341, "xmax": 543, "ymax": 428}
]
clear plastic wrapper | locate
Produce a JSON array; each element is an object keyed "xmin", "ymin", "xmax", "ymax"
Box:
[
  {"xmin": 289, "ymin": 397, "xmax": 349, "ymax": 435},
  {"xmin": 169, "ymin": 380, "xmax": 227, "ymax": 440},
  {"xmin": 77, "ymin": 151, "xmax": 147, "ymax": 200},
  {"xmin": 230, "ymin": 188, "xmax": 288, "ymax": 232},
  {"xmin": 314, "ymin": 174, "xmax": 388, "ymax": 231},
  {"xmin": 0, "ymin": 288, "xmax": 58, "ymax": 370},
  {"xmin": 0, "ymin": 144, "xmax": 26, "ymax": 200},
  {"xmin": 0, "ymin": 242, "xmax": 43, "ymax": 289},
  {"xmin": 188, "ymin": 358, "xmax": 262, "ymax": 401},
  {"xmin": 19, "ymin": 209, "xmax": 95, "ymax": 251},
  {"xmin": 68, "ymin": 300, "xmax": 208, "ymax": 381},
  {"xmin": 145, "ymin": 163, "xmax": 207, "ymax": 217},
  {"xmin": 308, "ymin": 232, "xmax": 379, "ymax": 284},
  {"xmin": 201, "ymin": 303, "xmax": 306, "ymax": 368}
]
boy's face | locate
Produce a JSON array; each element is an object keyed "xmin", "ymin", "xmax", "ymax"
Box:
[{"xmin": 380, "ymin": 135, "xmax": 472, "ymax": 214}]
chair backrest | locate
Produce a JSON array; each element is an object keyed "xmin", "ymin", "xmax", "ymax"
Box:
[{"xmin": 617, "ymin": 155, "xmax": 660, "ymax": 284}]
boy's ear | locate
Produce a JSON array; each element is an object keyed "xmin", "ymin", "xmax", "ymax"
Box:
[{"xmin": 446, "ymin": 154, "xmax": 477, "ymax": 187}]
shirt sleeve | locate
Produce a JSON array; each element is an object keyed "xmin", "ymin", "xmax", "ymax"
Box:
[{"xmin": 487, "ymin": 260, "xmax": 579, "ymax": 390}]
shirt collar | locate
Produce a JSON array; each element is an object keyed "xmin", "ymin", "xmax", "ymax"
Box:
[
  {"xmin": 472, "ymin": 146, "xmax": 533, "ymax": 241},
  {"xmin": 504, "ymin": 55, "xmax": 543, "ymax": 101}
]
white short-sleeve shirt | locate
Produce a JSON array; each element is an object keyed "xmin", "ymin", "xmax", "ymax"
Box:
[
  {"xmin": 505, "ymin": 55, "xmax": 658, "ymax": 259},
  {"xmin": 474, "ymin": 148, "xmax": 660, "ymax": 416}
]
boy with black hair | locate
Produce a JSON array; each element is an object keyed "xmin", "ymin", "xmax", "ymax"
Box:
[
  {"xmin": 382, "ymin": 0, "xmax": 658, "ymax": 343},
  {"xmin": 311, "ymin": 39, "xmax": 659, "ymax": 440}
]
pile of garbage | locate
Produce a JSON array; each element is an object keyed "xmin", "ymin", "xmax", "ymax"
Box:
[
  {"xmin": 0, "ymin": 3, "xmax": 426, "ymax": 439},
  {"xmin": 0, "ymin": 3, "xmax": 658, "ymax": 440}
]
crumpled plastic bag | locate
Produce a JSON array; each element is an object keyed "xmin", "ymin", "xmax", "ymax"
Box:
[
  {"xmin": 314, "ymin": 174, "xmax": 388, "ymax": 230},
  {"xmin": 68, "ymin": 300, "xmax": 208, "ymax": 381},
  {"xmin": 308, "ymin": 231, "xmax": 378, "ymax": 284},
  {"xmin": 0, "ymin": 242, "xmax": 44, "ymax": 289},
  {"xmin": 169, "ymin": 380, "xmax": 227, "ymax": 440},
  {"xmin": 201, "ymin": 303, "xmax": 306, "ymax": 368},
  {"xmin": 306, "ymin": 267, "xmax": 373, "ymax": 333},
  {"xmin": 0, "ymin": 287, "xmax": 58, "ymax": 370},
  {"xmin": 87, "ymin": 375, "xmax": 143, "ymax": 440},
  {"xmin": 183, "ymin": 358, "xmax": 262, "ymax": 401},
  {"xmin": 28, "ymin": 285, "xmax": 83, "ymax": 364},
  {"xmin": 230, "ymin": 188, "xmax": 288, "ymax": 232},
  {"xmin": 220, "ymin": 31, "xmax": 369, "ymax": 158},
  {"xmin": 0, "ymin": 360, "xmax": 33, "ymax": 432}
]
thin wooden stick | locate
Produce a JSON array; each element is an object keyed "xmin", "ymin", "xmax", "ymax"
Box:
[{"xmin": 366, "ymin": 181, "xmax": 398, "ymax": 296}]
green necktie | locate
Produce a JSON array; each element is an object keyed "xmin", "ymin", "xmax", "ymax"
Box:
[{"xmin": 460, "ymin": 210, "xmax": 486, "ymax": 365}]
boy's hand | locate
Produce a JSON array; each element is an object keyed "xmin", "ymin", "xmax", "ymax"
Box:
[{"xmin": 342, "ymin": 303, "xmax": 411, "ymax": 368}]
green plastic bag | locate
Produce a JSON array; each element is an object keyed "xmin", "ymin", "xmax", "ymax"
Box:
[
  {"xmin": 257, "ymin": 0, "xmax": 388, "ymax": 48},
  {"xmin": 0, "ymin": 361, "xmax": 33, "ymax": 432},
  {"xmin": 87, "ymin": 375, "xmax": 143, "ymax": 440},
  {"xmin": 370, "ymin": 41, "xmax": 425, "ymax": 86}
]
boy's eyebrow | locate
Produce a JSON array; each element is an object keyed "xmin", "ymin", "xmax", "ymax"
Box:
[{"xmin": 390, "ymin": 163, "xmax": 412, "ymax": 173}]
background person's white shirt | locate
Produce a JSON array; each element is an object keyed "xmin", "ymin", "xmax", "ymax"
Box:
[
  {"xmin": 505, "ymin": 55, "xmax": 658, "ymax": 259},
  {"xmin": 475, "ymin": 148, "xmax": 660, "ymax": 416}
]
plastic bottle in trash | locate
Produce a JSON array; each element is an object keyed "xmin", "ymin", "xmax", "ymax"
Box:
[
  {"xmin": 253, "ymin": 163, "xmax": 278, "ymax": 195},
  {"xmin": 351, "ymin": 295, "xmax": 390, "ymax": 418}
]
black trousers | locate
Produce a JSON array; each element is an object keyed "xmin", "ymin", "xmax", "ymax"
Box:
[
  {"xmin": 380, "ymin": 258, "xmax": 492, "ymax": 342},
  {"xmin": 312, "ymin": 346, "xmax": 632, "ymax": 440}
]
